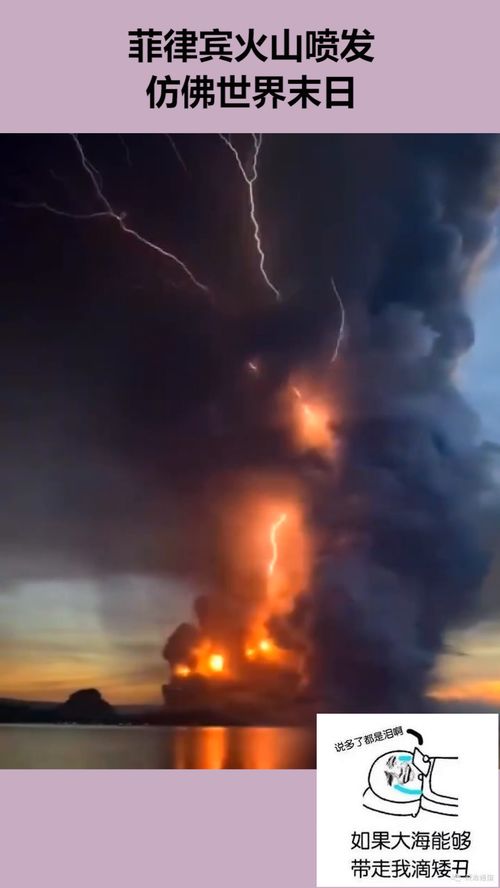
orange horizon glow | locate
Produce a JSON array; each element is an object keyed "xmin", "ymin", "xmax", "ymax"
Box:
[
  {"xmin": 429, "ymin": 679, "xmax": 500, "ymax": 706},
  {"xmin": 5, "ymin": 659, "xmax": 500, "ymax": 709},
  {"xmin": 0, "ymin": 658, "xmax": 166, "ymax": 706}
]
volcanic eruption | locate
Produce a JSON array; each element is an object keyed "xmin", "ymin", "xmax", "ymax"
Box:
[
  {"xmin": 157, "ymin": 136, "xmax": 500, "ymax": 719},
  {"xmin": 162, "ymin": 472, "xmax": 316, "ymax": 720}
]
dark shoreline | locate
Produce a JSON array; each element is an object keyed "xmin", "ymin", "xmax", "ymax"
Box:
[{"xmin": 0, "ymin": 698, "xmax": 314, "ymax": 729}]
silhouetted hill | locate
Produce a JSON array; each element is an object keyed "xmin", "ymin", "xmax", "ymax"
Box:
[
  {"xmin": 55, "ymin": 689, "xmax": 116, "ymax": 724},
  {"xmin": 0, "ymin": 689, "xmax": 119, "ymax": 725}
]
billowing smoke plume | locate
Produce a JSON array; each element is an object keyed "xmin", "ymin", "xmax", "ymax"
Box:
[
  {"xmin": 300, "ymin": 137, "xmax": 500, "ymax": 711},
  {"xmin": 160, "ymin": 135, "xmax": 500, "ymax": 713}
]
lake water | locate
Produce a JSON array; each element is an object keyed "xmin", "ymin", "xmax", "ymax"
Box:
[{"xmin": 0, "ymin": 724, "xmax": 316, "ymax": 769}]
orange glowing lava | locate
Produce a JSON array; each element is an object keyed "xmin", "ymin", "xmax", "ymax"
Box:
[
  {"xmin": 208, "ymin": 653, "xmax": 225, "ymax": 673},
  {"xmin": 245, "ymin": 636, "xmax": 278, "ymax": 662},
  {"xmin": 187, "ymin": 639, "xmax": 229, "ymax": 678},
  {"xmin": 245, "ymin": 637, "xmax": 274, "ymax": 659},
  {"xmin": 244, "ymin": 632, "xmax": 299, "ymax": 672}
]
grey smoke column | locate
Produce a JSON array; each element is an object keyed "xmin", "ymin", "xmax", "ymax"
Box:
[{"xmin": 303, "ymin": 136, "xmax": 500, "ymax": 711}]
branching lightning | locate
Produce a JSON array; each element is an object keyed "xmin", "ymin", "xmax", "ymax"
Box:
[
  {"xmin": 19, "ymin": 135, "xmax": 347, "ymax": 382},
  {"xmin": 17, "ymin": 134, "xmax": 209, "ymax": 294},
  {"xmin": 219, "ymin": 134, "xmax": 281, "ymax": 302}
]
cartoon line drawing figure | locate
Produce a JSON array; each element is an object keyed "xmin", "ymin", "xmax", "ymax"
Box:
[{"xmin": 363, "ymin": 742, "xmax": 458, "ymax": 817}]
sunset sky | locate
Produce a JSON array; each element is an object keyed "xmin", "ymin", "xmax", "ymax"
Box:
[{"xmin": 0, "ymin": 574, "xmax": 191, "ymax": 704}]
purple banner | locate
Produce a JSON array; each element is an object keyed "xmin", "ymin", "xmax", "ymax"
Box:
[
  {"xmin": 0, "ymin": 770, "xmax": 315, "ymax": 887},
  {"xmin": 1, "ymin": 0, "xmax": 500, "ymax": 132}
]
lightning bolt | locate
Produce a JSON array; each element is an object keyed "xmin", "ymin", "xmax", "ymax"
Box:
[
  {"xmin": 330, "ymin": 276, "xmax": 346, "ymax": 363},
  {"xmin": 268, "ymin": 512, "xmax": 288, "ymax": 577},
  {"xmin": 17, "ymin": 134, "xmax": 209, "ymax": 294},
  {"xmin": 18, "ymin": 137, "xmax": 345, "ymax": 358},
  {"xmin": 164, "ymin": 134, "xmax": 189, "ymax": 176},
  {"xmin": 219, "ymin": 134, "xmax": 281, "ymax": 302},
  {"xmin": 246, "ymin": 277, "xmax": 346, "ymax": 386}
]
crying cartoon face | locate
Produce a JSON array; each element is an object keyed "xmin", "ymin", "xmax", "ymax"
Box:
[{"xmin": 368, "ymin": 750, "xmax": 423, "ymax": 801}]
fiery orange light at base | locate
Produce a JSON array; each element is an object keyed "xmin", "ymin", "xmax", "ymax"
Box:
[
  {"xmin": 241, "ymin": 513, "xmax": 291, "ymax": 664},
  {"xmin": 250, "ymin": 498, "xmax": 309, "ymax": 662},
  {"xmin": 170, "ymin": 482, "xmax": 311, "ymax": 687},
  {"xmin": 176, "ymin": 639, "xmax": 229, "ymax": 679},
  {"xmin": 240, "ymin": 511, "xmax": 301, "ymax": 670},
  {"xmin": 244, "ymin": 637, "xmax": 274, "ymax": 661},
  {"xmin": 208, "ymin": 653, "xmax": 225, "ymax": 673}
]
